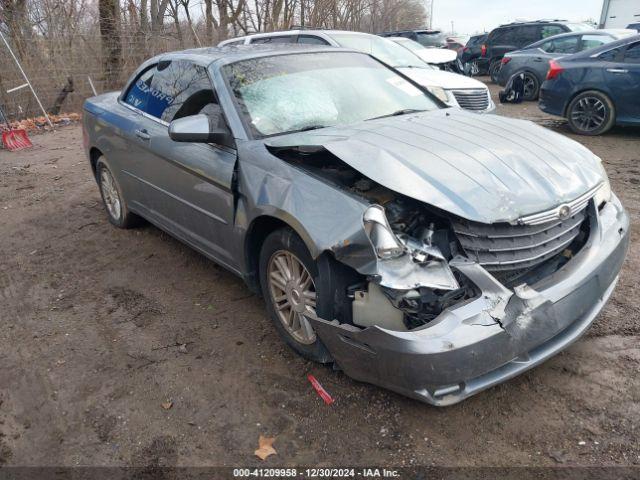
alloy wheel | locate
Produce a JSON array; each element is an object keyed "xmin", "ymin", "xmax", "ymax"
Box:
[
  {"xmin": 571, "ymin": 96, "xmax": 607, "ymax": 133},
  {"xmin": 267, "ymin": 250, "xmax": 317, "ymax": 345},
  {"xmin": 100, "ymin": 168, "xmax": 122, "ymax": 221},
  {"xmin": 523, "ymin": 74, "xmax": 537, "ymax": 100}
]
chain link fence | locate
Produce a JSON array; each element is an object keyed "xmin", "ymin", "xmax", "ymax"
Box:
[{"xmin": 0, "ymin": 29, "xmax": 201, "ymax": 123}]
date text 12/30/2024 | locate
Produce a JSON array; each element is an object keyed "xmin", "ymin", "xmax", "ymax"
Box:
[{"xmin": 233, "ymin": 468, "xmax": 401, "ymax": 478}]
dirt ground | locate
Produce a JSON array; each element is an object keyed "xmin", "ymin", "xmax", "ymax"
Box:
[{"xmin": 1, "ymin": 80, "xmax": 639, "ymax": 470}]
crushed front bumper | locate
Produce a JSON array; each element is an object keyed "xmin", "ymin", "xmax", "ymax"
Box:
[{"xmin": 306, "ymin": 197, "xmax": 629, "ymax": 406}]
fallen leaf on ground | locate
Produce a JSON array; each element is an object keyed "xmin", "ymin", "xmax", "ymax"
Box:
[
  {"xmin": 254, "ymin": 434, "xmax": 277, "ymax": 460},
  {"xmin": 161, "ymin": 401, "xmax": 173, "ymax": 410}
]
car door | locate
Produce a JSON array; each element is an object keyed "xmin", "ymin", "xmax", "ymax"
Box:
[
  {"xmin": 607, "ymin": 40, "xmax": 640, "ymax": 123},
  {"xmin": 126, "ymin": 59, "xmax": 239, "ymax": 270},
  {"xmin": 531, "ymin": 35, "xmax": 581, "ymax": 80}
]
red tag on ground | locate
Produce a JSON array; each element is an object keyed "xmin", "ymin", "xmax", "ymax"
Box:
[{"xmin": 307, "ymin": 374, "xmax": 335, "ymax": 405}]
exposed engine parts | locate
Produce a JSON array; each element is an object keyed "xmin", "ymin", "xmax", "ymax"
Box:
[{"xmin": 269, "ymin": 144, "xmax": 593, "ymax": 331}]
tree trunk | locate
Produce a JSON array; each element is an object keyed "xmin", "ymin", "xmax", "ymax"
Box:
[
  {"xmin": 99, "ymin": 0, "xmax": 122, "ymax": 89},
  {"xmin": 1, "ymin": 0, "xmax": 31, "ymax": 59},
  {"xmin": 205, "ymin": 0, "xmax": 214, "ymax": 43},
  {"xmin": 50, "ymin": 77, "xmax": 75, "ymax": 115},
  {"xmin": 140, "ymin": 0, "xmax": 150, "ymax": 33}
]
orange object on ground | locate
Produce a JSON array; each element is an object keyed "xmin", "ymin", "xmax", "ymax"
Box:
[
  {"xmin": 307, "ymin": 374, "xmax": 335, "ymax": 405},
  {"xmin": 2, "ymin": 129, "xmax": 32, "ymax": 151},
  {"xmin": 0, "ymin": 106, "xmax": 33, "ymax": 151}
]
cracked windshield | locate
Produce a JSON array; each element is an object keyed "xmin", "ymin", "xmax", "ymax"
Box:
[{"xmin": 223, "ymin": 51, "xmax": 440, "ymax": 137}]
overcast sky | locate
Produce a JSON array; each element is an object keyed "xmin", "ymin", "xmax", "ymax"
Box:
[{"xmin": 432, "ymin": 0, "xmax": 604, "ymax": 35}]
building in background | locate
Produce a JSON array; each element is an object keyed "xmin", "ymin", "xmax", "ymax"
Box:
[{"xmin": 599, "ymin": 0, "xmax": 640, "ymax": 28}]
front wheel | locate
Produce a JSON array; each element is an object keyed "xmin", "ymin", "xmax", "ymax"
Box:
[
  {"xmin": 566, "ymin": 91, "xmax": 616, "ymax": 136},
  {"xmin": 522, "ymin": 72, "xmax": 540, "ymax": 101},
  {"xmin": 259, "ymin": 228, "xmax": 359, "ymax": 363}
]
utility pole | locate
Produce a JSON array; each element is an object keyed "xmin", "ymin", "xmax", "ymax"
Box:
[{"xmin": 429, "ymin": 0, "xmax": 434, "ymax": 29}]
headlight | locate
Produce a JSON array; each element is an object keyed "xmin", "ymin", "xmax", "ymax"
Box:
[
  {"xmin": 594, "ymin": 163, "xmax": 612, "ymax": 207},
  {"xmin": 363, "ymin": 205, "xmax": 405, "ymax": 259},
  {"xmin": 425, "ymin": 86, "xmax": 450, "ymax": 104}
]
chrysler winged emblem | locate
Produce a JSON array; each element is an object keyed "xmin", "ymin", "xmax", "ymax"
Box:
[{"xmin": 558, "ymin": 204, "xmax": 572, "ymax": 220}]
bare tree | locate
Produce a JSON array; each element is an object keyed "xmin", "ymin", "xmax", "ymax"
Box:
[{"xmin": 99, "ymin": 0, "xmax": 122, "ymax": 88}]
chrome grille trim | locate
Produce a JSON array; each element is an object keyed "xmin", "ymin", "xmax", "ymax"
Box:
[
  {"xmin": 451, "ymin": 89, "xmax": 490, "ymax": 111},
  {"xmin": 516, "ymin": 185, "xmax": 601, "ymax": 225},
  {"xmin": 453, "ymin": 208, "xmax": 588, "ymax": 272}
]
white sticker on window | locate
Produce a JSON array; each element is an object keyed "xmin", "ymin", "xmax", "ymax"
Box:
[{"xmin": 386, "ymin": 76, "xmax": 422, "ymax": 97}]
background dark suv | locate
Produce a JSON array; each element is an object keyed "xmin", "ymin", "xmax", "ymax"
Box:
[
  {"xmin": 483, "ymin": 20, "xmax": 593, "ymax": 82},
  {"xmin": 458, "ymin": 33, "xmax": 488, "ymax": 75}
]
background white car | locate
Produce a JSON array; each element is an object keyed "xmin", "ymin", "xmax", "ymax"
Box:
[
  {"xmin": 386, "ymin": 36, "xmax": 458, "ymax": 65},
  {"xmin": 219, "ymin": 30, "xmax": 496, "ymax": 113}
]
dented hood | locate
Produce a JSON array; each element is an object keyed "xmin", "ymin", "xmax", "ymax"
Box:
[{"xmin": 264, "ymin": 109, "xmax": 605, "ymax": 224}]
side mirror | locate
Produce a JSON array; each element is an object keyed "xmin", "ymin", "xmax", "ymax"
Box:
[{"xmin": 168, "ymin": 114, "xmax": 234, "ymax": 147}]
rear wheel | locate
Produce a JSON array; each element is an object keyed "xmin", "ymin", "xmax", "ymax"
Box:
[
  {"xmin": 522, "ymin": 72, "xmax": 540, "ymax": 101},
  {"xmin": 96, "ymin": 157, "xmax": 139, "ymax": 228},
  {"xmin": 566, "ymin": 90, "xmax": 616, "ymax": 136},
  {"xmin": 489, "ymin": 59, "xmax": 502, "ymax": 83}
]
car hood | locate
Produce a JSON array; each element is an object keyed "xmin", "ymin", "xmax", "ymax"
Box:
[
  {"xmin": 398, "ymin": 67, "xmax": 487, "ymax": 90},
  {"xmin": 264, "ymin": 109, "xmax": 604, "ymax": 224},
  {"xmin": 412, "ymin": 48, "xmax": 457, "ymax": 64}
]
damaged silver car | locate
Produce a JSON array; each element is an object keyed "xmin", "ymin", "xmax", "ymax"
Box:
[{"xmin": 83, "ymin": 45, "xmax": 629, "ymax": 405}]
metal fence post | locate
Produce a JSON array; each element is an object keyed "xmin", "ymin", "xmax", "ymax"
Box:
[{"xmin": 0, "ymin": 30, "xmax": 54, "ymax": 128}]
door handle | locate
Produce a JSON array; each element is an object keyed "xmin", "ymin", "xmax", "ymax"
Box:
[
  {"xmin": 533, "ymin": 57, "xmax": 543, "ymax": 62},
  {"xmin": 606, "ymin": 68, "xmax": 628, "ymax": 74},
  {"xmin": 135, "ymin": 129, "xmax": 150, "ymax": 140}
]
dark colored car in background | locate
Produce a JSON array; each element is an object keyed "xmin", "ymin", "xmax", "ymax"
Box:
[
  {"xmin": 539, "ymin": 35, "xmax": 640, "ymax": 135},
  {"xmin": 379, "ymin": 29, "xmax": 448, "ymax": 48},
  {"xmin": 628, "ymin": 23, "xmax": 640, "ymax": 32},
  {"xmin": 458, "ymin": 33, "xmax": 488, "ymax": 75},
  {"xmin": 483, "ymin": 20, "xmax": 594, "ymax": 82},
  {"xmin": 498, "ymin": 30, "xmax": 633, "ymax": 100}
]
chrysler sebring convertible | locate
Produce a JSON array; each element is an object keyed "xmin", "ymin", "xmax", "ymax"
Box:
[{"xmin": 83, "ymin": 45, "xmax": 629, "ymax": 406}]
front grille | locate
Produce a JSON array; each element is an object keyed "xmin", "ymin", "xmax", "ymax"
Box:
[
  {"xmin": 452, "ymin": 208, "xmax": 588, "ymax": 272},
  {"xmin": 452, "ymin": 89, "xmax": 490, "ymax": 111}
]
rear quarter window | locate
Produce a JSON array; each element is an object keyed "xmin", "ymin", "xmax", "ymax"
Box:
[
  {"xmin": 250, "ymin": 36, "xmax": 296, "ymax": 44},
  {"xmin": 124, "ymin": 66, "xmax": 157, "ymax": 113},
  {"xmin": 624, "ymin": 41, "xmax": 640, "ymax": 64}
]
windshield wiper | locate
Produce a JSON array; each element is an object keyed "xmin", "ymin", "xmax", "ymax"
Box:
[
  {"xmin": 295, "ymin": 124, "xmax": 330, "ymax": 132},
  {"xmin": 366, "ymin": 109, "xmax": 427, "ymax": 121}
]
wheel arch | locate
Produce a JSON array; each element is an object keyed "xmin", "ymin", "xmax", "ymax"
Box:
[
  {"xmin": 89, "ymin": 147, "xmax": 103, "ymax": 178},
  {"xmin": 243, "ymin": 214, "xmax": 320, "ymax": 294}
]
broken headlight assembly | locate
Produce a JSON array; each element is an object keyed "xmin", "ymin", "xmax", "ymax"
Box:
[
  {"xmin": 363, "ymin": 205, "xmax": 405, "ymax": 259},
  {"xmin": 358, "ymin": 204, "xmax": 477, "ymax": 330},
  {"xmin": 594, "ymin": 163, "xmax": 612, "ymax": 208}
]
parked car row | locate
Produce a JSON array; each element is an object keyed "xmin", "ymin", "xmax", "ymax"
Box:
[
  {"xmin": 497, "ymin": 29, "xmax": 635, "ymax": 101},
  {"xmin": 220, "ymin": 30, "xmax": 495, "ymax": 113},
  {"xmin": 83, "ymin": 34, "xmax": 629, "ymax": 405},
  {"xmin": 540, "ymin": 35, "xmax": 640, "ymax": 135}
]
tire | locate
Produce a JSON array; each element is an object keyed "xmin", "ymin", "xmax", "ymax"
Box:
[
  {"xmin": 566, "ymin": 90, "xmax": 616, "ymax": 136},
  {"xmin": 96, "ymin": 157, "xmax": 140, "ymax": 228},
  {"xmin": 522, "ymin": 72, "xmax": 540, "ymax": 101},
  {"xmin": 489, "ymin": 59, "xmax": 502, "ymax": 83},
  {"xmin": 259, "ymin": 227, "xmax": 357, "ymax": 363}
]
